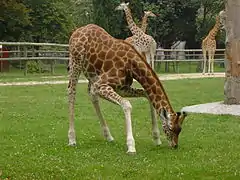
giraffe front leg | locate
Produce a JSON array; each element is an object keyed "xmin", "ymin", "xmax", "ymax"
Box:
[
  {"xmin": 202, "ymin": 49, "xmax": 207, "ymax": 75},
  {"xmin": 67, "ymin": 64, "xmax": 81, "ymax": 146},
  {"xmin": 208, "ymin": 54, "xmax": 211, "ymax": 75},
  {"xmin": 88, "ymin": 84, "xmax": 114, "ymax": 142},
  {"xmin": 145, "ymin": 52, "xmax": 151, "ymax": 67},
  {"xmin": 117, "ymin": 87, "xmax": 161, "ymax": 146},
  {"xmin": 211, "ymin": 56, "xmax": 215, "ymax": 75},
  {"xmin": 97, "ymin": 84, "xmax": 136, "ymax": 154},
  {"xmin": 149, "ymin": 102, "xmax": 161, "ymax": 146}
]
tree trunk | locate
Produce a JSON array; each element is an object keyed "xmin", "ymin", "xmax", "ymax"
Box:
[{"xmin": 223, "ymin": 0, "xmax": 240, "ymax": 104}]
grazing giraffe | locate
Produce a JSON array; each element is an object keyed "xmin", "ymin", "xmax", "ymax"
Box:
[
  {"xmin": 202, "ymin": 15, "xmax": 222, "ymax": 75},
  {"xmin": 125, "ymin": 10, "xmax": 156, "ymax": 45},
  {"xmin": 115, "ymin": 2, "xmax": 157, "ymax": 69},
  {"xmin": 68, "ymin": 24, "xmax": 187, "ymax": 154}
]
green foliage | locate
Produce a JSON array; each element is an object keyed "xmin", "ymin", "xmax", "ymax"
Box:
[
  {"xmin": 0, "ymin": 0, "xmax": 31, "ymax": 41},
  {"xmin": 26, "ymin": 60, "xmax": 40, "ymax": 73},
  {"xmin": 0, "ymin": 0, "xmax": 225, "ymax": 47}
]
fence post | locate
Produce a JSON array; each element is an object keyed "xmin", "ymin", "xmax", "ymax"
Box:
[
  {"xmin": 24, "ymin": 46, "xmax": 28, "ymax": 76},
  {"xmin": 50, "ymin": 59, "xmax": 55, "ymax": 75}
]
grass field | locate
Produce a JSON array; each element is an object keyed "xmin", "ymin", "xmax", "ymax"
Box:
[{"xmin": 0, "ymin": 78, "xmax": 240, "ymax": 180}]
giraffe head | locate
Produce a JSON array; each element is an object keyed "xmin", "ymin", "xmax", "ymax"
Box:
[
  {"xmin": 144, "ymin": 11, "xmax": 156, "ymax": 17},
  {"xmin": 115, "ymin": 2, "xmax": 129, "ymax": 11},
  {"xmin": 160, "ymin": 109, "xmax": 187, "ymax": 148}
]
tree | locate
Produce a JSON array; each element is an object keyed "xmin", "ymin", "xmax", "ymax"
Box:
[
  {"xmin": 0, "ymin": 0, "xmax": 31, "ymax": 41},
  {"xmin": 22, "ymin": 0, "xmax": 74, "ymax": 43},
  {"xmin": 223, "ymin": 0, "xmax": 240, "ymax": 104}
]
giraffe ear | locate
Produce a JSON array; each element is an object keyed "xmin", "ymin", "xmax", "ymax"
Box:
[
  {"xmin": 160, "ymin": 109, "xmax": 167, "ymax": 121},
  {"xmin": 160, "ymin": 109, "xmax": 170, "ymax": 123},
  {"xmin": 179, "ymin": 111, "xmax": 187, "ymax": 125},
  {"xmin": 126, "ymin": 2, "xmax": 129, "ymax": 6}
]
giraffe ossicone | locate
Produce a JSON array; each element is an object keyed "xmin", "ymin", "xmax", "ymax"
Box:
[{"xmin": 68, "ymin": 23, "xmax": 187, "ymax": 154}]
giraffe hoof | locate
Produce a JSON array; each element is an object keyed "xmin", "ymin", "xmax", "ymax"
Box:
[
  {"xmin": 154, "ymin": 139, "xmax": 162, "ymax": 146},
  {"xmin": 68, "ymin": 141, "xmax": 77, "ymax": 146},
  {"xmin": 126, "ymin": 151, "xmax": 136, "ymax": 155},
  {"xmin": 106, "ymin": 136, "xmax": 114, "ymax": 142},
  {"xmin": 126, "ymin": 146, "xmax": 136, "ymax": 155}
]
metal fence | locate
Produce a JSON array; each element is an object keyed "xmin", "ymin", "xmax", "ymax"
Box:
[{"xmin": 0, "ymin": 42, "xmax": 226, "ymax": 75}]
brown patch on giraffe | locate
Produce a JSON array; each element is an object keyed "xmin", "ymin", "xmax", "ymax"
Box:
[
  {"xmin": 115, "ymin": 60, "xmax": 124, "ymax": 68},
  {"xmin": 147, "ymin": 77, "xmax": 155, "ymax": 86},
  {"xmin": 98, "ymin": 51, "xmax": 106, "ymax": 60},
  {"xmin": 126, "ymin": 52, "xmax": 135, "ymax": 59},
  {"xmin": 117, "ymin": 50, "xmax": 127, "ymax": 57},
  {"xmin": 152, "ymin": 85, "xmax": 157, "ymax": 94},
  {"xmin": 89, "ymin": 54, "xmax": 97, "ymax": 63},
  {"xmin": 80, "ymin": 36, "xmax": 87, "ymax": 42},
  {"xmin": 94, "ymin": 59, "xmax": 103, "ymax": 69},
  {"xmin": 87, "ymin": 63, "xmax": 95, "ymax": 73},
  {"xmin": 106, "ymin": 50, "xmax": 115, "ymax": 59},
  {"xmin": 161, "ymin": 100, "xmax": 167, "ymax": 107},
  {"xmin": 103, "ymin": 60, "xmax": 114, "ymax": 71}
]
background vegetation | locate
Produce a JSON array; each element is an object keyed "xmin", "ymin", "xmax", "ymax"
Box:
[{"xmin": 0, "ymin": 0, "xmax": 225, "ymax": 48}]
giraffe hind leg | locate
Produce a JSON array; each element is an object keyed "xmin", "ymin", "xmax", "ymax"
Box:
[
  {"xmin": 202, "ymin": 48, "xmax": 207, "ymax": 75},
  {"xmin": 68, "ymin": 58, "xmax": 81, "ymax": 146},
  {"xmin": 88, "ymin": 83, "xmax": 114, "ymax": 142}
]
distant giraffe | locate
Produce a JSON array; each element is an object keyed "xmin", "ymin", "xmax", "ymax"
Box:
[
  {"xmin": 202, "ymin": 15, "xmax": 221, "ymax": 75},
  {"xmin": 125, "ymin": 10, "xmax": 156, "ymax": 45},
  {"xmin": 116, "ymin": 2, "xmax": 157, "ymax": 69},
  {"xmin": 67, "ymin": 24, "xmax": 187, "ymax": 154}
]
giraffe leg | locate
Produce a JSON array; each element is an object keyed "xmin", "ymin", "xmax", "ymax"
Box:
[
  {"xmin": 67, "ymin": 62, "xmax": 81, "ymax": 146},
  {"xmin": 95, "ymin": 84, "xmax": 136, "ymax": 154},
  {"xmin": 202, "ymin": 49, "xmax": 207, "ymax": 75},
  {"xmin": 150, "ymin": 41, "xmax": 157, "ymax": 70},
  {"xmin": 208, "ymin": 52, "xmax": 211, "ymax": 75},
  {"xmin": 88, "ymin": 83, "xmax": 114, "ymax": 142},
  {"xmin": 211, "ymin": 51, "xmax": 215, "ymax": 75},
  {"xmin": 117, "ymin": 86, "xmax": 161, "ymax": 146},
  {"xmin": 145, "ymin": 52, "xmax": 151, "ymax": 67},
  {"xmin": 149, "ymin": 102, "xmax": 161, "ymax": 145}
]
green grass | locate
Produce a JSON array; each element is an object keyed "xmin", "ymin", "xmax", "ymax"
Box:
[{"xmin": 0, "ymin": 78, "xmax": 240, "ymax": 180}]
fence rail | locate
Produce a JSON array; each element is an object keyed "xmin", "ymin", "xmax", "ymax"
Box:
[{"xmin": 0, "ymin": 42, "xmax": 226, "ymax": 75}]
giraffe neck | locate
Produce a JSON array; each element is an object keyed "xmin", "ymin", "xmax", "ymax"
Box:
[
  {"xmin": 207, "ymin": 16, "xmax": 220, "ymax": 40},
  {"xmin": 123, "ymin": 7, "xmax": 141, "ymax": 35},
  {"xmin": 141, "ymin": 14, "xmax": 148, "ymax": 33},
  {"xmin": 131, "ymin": 59, "xmax": 175, "ymax": 114}
]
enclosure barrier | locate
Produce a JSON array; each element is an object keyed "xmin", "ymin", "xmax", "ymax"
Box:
[{"xmin": 0, "ymin": 42, "xmax": 225, "ymax": 75}]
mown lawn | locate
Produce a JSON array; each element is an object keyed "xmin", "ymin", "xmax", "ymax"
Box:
[{"xmin": 0, "ymin": 78, "xmax": 239, "ymax": 180}]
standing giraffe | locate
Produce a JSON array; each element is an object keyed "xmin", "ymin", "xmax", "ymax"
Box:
[
  {"xmin": 202, "ymin": 15, "xmax": 221, "ymax": 75},
  {"xmin": 125, "ymin": 10, "xmax": 156, "ymax": 45},
  {"xmin": 68, "ymin": 24, "xmax": 187, "ymax": 154},
  {"xmin": 115, "ymin": 2, "xmax": 157, "ymax": 70}
]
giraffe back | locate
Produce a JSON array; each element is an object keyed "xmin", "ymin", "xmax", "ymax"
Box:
[{"xmin": 69, "ymin": 24, "xmax": 147, "ymax": 85}]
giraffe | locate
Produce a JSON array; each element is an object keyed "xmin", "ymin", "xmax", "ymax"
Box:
[
  {"xmin": 201, "ymin": 15, "xmax": 222, "ymax": 75},
  {"xmin": 125, "ymin": 10, "xmax": 156, "ymax": 45},
  {"xmin": 115, "ymin": 2, "xmax": 157, "ymax": 70},
  {"xmin": 68, "ymin": 24, "xmax": 187, "ymax": 154}
]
